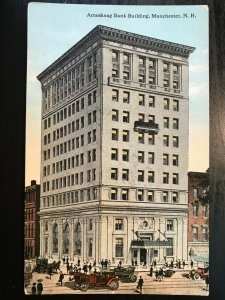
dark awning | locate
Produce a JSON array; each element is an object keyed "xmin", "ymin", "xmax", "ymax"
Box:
[{"xmin": 131, "ymin": 240, "xmax": 173, "ymax": 249}]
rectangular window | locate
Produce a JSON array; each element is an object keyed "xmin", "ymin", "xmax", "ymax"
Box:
[
  {"xmin": 203, "ymin": 206, "xmax": 208, "ymax": 217},
  {"xmin": 163, "ymin": 117, "xmax": 169, "ymax": 128},
  {"xmin": 148, "ymin": 152, "xmax": 154, "ymax": 164},
  {"xmin": 173, "ymin": 136, "xmax": 179, "ymax": 147},
  {"xmin": 112, "ymin": 50, "xmax": 119, "ymax": 61},
  {"xmin": 166, "ymin": 238, "xmax": 173, "ymax": 256},
  {"xmin": 193, "ymin": 188, "xmax": 198, "ymax": 200},
  {"xmin": 122, "ymin": 130, "xmax": 129, "ymax": 142},
  {"xmin": 139, "ymin": 56, "xmax": 145, "ymax": 66},
  {"xmin": 112, "ymin": 69, "xmax": 119, "ymax": 78},
  {"xmin": 173, "ymin": 81, "xmax": 179, "ymax": 89},
  {"xmin": 137, "ymin": 190, "xmax": 144, "ymax": 201},
  {"xmin": 123, "ymin": 53, "xmax": 129, "ymax": 64},
  {"xmin": 148, "ymin": 171, "xmax": 154, "ymax": 183},
  {"xmin": 163, "ymin": 135, "xmax": 169, "ymax": 146},
  {"xmin": 122, "ymin": 149, "xmax": 129, "ymax": 161},
  {"xmin": 163, "ymin": 154, "xmax": 169, "ymax": 165},
  {"xmin": 111, "ymin": 168, "xmax": 118, "ymax": 180},
  {"xmin": 202, "ymin": 227, "xmax": 208, "ymax": 241},
  {"xmin": 149, "ymin": 59, "xmax": 155, "ymax": 68},
  {"xmin": 111, "ymin": 148, "xmax": 118, "ymax": 160},
  {"xmin": 172, "ymin": 192, "xmax": 178, "ymax": 203},
  {"xmin": 138, "ymin": 170, "xmax": 144, "ymax": 182},
  {"xmin": 112, "ymin": 128, "xmax": 119, "ymax": 141},
  {"xmin": 147, "ymin": 191, "xmax": 154, "ymax": 202},
  {"xmin": 162, "ymin": 192, "xmax": 169, "ymax": 202},
  {"xmin": 149, "ymin": 96, "xmax": 155, "ymax": 107},
  {"xmin": 122, "ymin": 169, "xmax": 129, "ymax": 181},
  {"xmin": 138, "ymin": 151, "xmax": 144, "ymax": 163},
  {"xmin": 139, "ymin": 94, "xmax": 145, "ymax": 106},
  {"xmin": 193, "ymin": 205, "xmax": 198, "ymax": 217},
  {"xmin": 173, "ymin": 173, "xmax": 179, "ymax": 184},
  {"xmin": 138, "ymin": 132, "xmax": 144, "ymax": 144},
  {"xmin": 148, "ymin": 134, "xmax": 155, "ymax": 145},
  {"xmin": 123, "ymin": 91, "xmax": 130, "ymax": 103},
  {"xmin": 164, "ymin": 98, "xmax": 169, "ymax": 110},
  {"xmin": 148, "ymin": 115, "xmax": 155, "ymax": 122},
  {"xmin": 115, "ymin": 219, "xmax": 123, "ymax": 230},
  {"xmin": 163, "ymin": 79, "xmax": 169, "ymax": 87},
  {"xmin": 173, "ymin": 155, "xmax": 179, "ymax": 166},
  {"xmin": 115, "ymin": 238, "xmax": 123, "ymax": 257},
  {"xmin": 138, "ymin": 74, "xmax": 145, "ymax": 83},
  {"xmin": 122, "ymin": 111, "xmax": 129, "ymax": 123},
  {"xmin": 88, "ymin": 113, "xmax": 92, "ymax": 125},
  {"xmin": 138, "ymin": 113, "xmax": 145, "ymax": 121},
  {"xmin": 163, "ymin": 173, "xmax": 169, "ymax": 184},
  {"xmin": 112, "ymin": 109, "xmax": 119, "ymax": 121},
  {"xmin": 111, "ymin": 188, "xmax": 117, "ymax": 200},
  {"xmin": 88, "ymin": 93, "xmax": 92, "ymax": 106},
  {"xmin": 112, "ymin": 89, "xmax": 119, "ymax": 102},
  {"xmin": 173, "ymin": 64, "xmax": 178, "ymax": 74},
  {"xmin": 121, "ymin": 189, "xmax": 129, "ymax": 200},
  {"xmin": 193, "ymin": 226, "xmax": 198, "ymax": 241},
  {"xmin": 166, "ymin": 220, "xmax": 174, "ymax": 231},
  {"xmin": 123, "ymin": 71, "xmax": 130, "ymax": 80},
  {"xmin": 173, "ymin": 100, "xmax": 179, "ymax": 111},
  {"xmin": 173, "ymin": 118, "xmax": 179, "ymax": 129},
  {"xmin": 163, "ymin": 62, "xmax": 169, "ymax": 72}
]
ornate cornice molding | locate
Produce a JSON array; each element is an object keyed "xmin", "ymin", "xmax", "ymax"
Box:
[{"xmin": 37, "ymin": 25, "xmax": 195, "ymax": 82}]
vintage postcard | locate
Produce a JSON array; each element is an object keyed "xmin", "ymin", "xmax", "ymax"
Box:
[{"xmin": 24, "ymin": 3, "xmax": 209, "ymax": 295}]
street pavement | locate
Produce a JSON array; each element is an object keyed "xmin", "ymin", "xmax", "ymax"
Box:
[{"xmin": 25, "ymin": 263, "xmax": 209, "ymax": 296}]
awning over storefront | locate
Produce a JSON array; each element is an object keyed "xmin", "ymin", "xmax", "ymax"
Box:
[
  {"xmin": 131, "ymin": 240, "xmax": 173, "ymax": 249},
  {"xmin": 192, "ymin": 254, "xmax": 209, "ymax": 263}
]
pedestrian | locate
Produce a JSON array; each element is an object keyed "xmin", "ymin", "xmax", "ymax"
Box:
[
  {"xmin": 77, "ymin": 258, "xmax": 80, "ymax": 267},
  {"xmin": 88, "ymin": 263, "xmax": 92, "ymax": 273},
  {"xmin": 31, "ymin": 283, "xmax": 37, "ymax": 295},
  {"xmin": 136, "ymin": 276, "xmax": 144, "ymax": 294},
  {"xmin": 131, "ymin": 258, "xmax": 134, "ymax": 266},
  {"xmin": 59, "ymin": 271, "xmax": 64, "ymax": 286},
  {"xmin": 190, "ymin": 260, "xmax": 194, "ymax": 269},
  {"xmin": 93, "ymin": 259, "xmax": 96, "ymax": 267},
  {"xmin": 155, "ymin": 269, "xmax": 159, "ymax": 281},
  {"xmin": 158, "ymin": 268, "xmax": 164, "ymax": 281},
  {"xmin": 170, "ymin": 259, "xmax": 174, "ymax": 268},
  {"xmin": 83, "ymin": 263, "xmax": 88, "ymax": 274},
  {"xmin": 66, "ymin": 256, "xmax": 69, "ymax": 265},
  {"xmin": 66, "ymin": 262, "xmax": 70, "ymax": 275},
  {"xmin": 135, "ymin": 259, "xmax": 137, "ymax": 266},
  {"xmin": 178, "ymin": 259, "xmax": 181, "ymax": 269},
  {"xmin": 149, "ymin": 265, "xmax": 153, "ymax": 277},
  {"xmin": 48, "ymin": 265, "xmax": 53, "ymax": 280},
  {"xmin": 101, "ymin": 259, "xmax": 104, "ymax": 268},
  {"xmin": 108, "ymin": 259, "xmax": 111, "ymax": 267},
  {"xmin": 37, "ymin": 279, "xmax": 43, "ymax": 295},
  {"xmin": 105, "ymin": 259, "xmax": 108, "ymax": 269},
  {"xmin": 153, "ymin": 259, "xmax": 157, "ymax": 268},
  {"xmin": 205, "ymin": 275, "xmax": 209, "ymax": 290},
  {"xmin": 119, "ymin": 260, "xmax": 122, "ymax": 268},
  {"xmin": 62, "ymin": 256, "xmax": 65, "ymax": 264},
  {"xmin": 183, "ymin": 260, "xmax": 186, "ymax": 269}
]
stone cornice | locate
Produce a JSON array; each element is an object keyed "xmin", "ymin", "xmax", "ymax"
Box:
[{"xmin": 37, "ymin": 25, "xmax": 195, "ymax": 82}]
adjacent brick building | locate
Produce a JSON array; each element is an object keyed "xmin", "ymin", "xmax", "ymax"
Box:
[
  {"xmin": 24, "ymin": 180, "xmax": 40, "ymax": 259},
  {"xmin": 188, "ymin": 172, "xmax": 209, "ymax": 262}
]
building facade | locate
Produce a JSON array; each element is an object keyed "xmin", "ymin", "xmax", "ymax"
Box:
[
  {"xmin": 24, "ymin": 180, "xmax": 40, "ymax": 259},
  {"xmin": 37, "ymin": 25, "xmax": 195, "ymax": 265},
  {"xmin": 188, "ymin": 172, "xmax": 209, "ymax": 262}
]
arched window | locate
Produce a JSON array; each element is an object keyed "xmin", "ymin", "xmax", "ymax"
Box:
[
  {"xmin": 74, "ymin": 222, "xmax": 81, "ymax": 255},
  {"xmin": 52, "ymin": 223, "xmax": 58, "ymax": 253},
  {"xmin": 62, "ymin": 223, "xmax": 69, "ymax": 254}
]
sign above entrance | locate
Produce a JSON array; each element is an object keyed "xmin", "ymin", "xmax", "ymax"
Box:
[{"xmin": 131, "ymin": 240, "xmax": 173, "ymax": 249}]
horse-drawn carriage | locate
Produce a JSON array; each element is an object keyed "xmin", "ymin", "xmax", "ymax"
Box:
[{"xmin": 33, "ymin": 258, "xmax": 60, "ymax": 274}]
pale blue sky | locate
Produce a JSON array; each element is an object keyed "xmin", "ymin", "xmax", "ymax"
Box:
[{"xmin": 26, "ymin": 3, "xmax": 209, "ymax": 186}]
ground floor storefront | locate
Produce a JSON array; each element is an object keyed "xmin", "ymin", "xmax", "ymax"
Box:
[{"xmin": 39, "ymin": 209, "xmax": 189, "ymax": 265}]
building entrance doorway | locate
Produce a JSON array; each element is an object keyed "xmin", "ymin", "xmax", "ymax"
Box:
[{"xmin": 140, "ymin": 249, "xmax": 147, "ymax": 264}]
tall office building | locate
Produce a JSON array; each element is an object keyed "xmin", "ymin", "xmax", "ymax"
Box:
[{"xmin": 37, "ymin": 25, "xmax": 195, "ymax": 265}]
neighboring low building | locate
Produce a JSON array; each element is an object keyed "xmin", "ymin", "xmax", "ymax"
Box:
[
  {"xmin": 188, "ymin": 172, "xmax": 209, "ymax": 263},
  {"xmin": 24, "ymin": 180, "xmax": 40, "ymax": 259}
]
